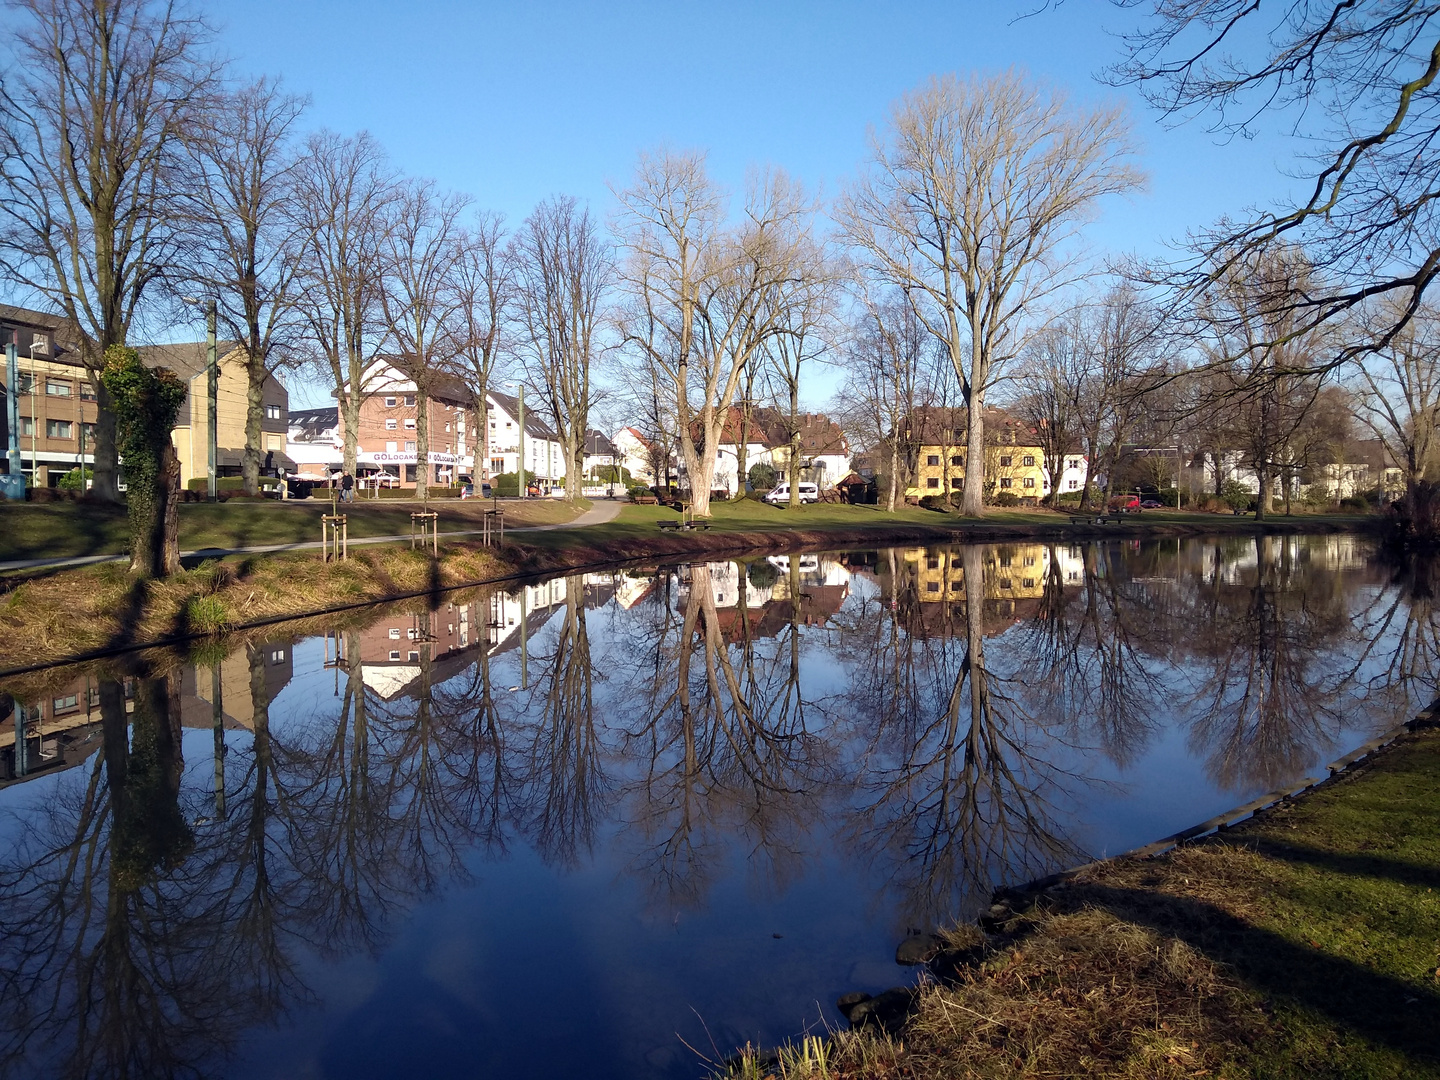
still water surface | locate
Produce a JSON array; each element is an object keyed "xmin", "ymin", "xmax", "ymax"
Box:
[{"xmin": 0, "ymin": 534, "xmax": 1431, "ymax": 1079}]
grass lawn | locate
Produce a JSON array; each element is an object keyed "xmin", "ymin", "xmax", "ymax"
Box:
[
  {"xmin": 751, "ymin": 726, "xmax": 1440, "ymax": 1079},
  {"xmin": 0, "ymin": 496, "xmax": 587, "ymax": 563}
]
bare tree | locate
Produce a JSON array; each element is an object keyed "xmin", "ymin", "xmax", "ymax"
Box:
[
  {"xmin": 762, "ymin": 245, "xmax": 842, "ymax": 508},
  {"xmin": 836, "ymin": 292, "xmax": 931, "ymax": 511},
  {"xmin": 513, "ymin": 196, "xmax": 611, "ymax": 503},
  {"xmin": 294, "ymin": 130, "xmax": 394, "ymax": 477},
  {"xmin": 181, "ymin": 77, "xmax": 309, "ymax": 494},
  {"xmin": 1013, "ymin": 310, "xmax": 1088, "ymax": 505},
  {"xmin": 614, "ymin": 150, "xmax": 821, "ymax": 517},
  {"xmin": 447, "ymin": 213, "xmax": 515, "ymax": 488},
  {"xmin": 1109, "ymin": 3, "xmax": 1440, "ymax": 355},
  {"xmin": 1353, "ymin": 301, "xmax": 1440, "ymax": 527},
  {"xmin": 378, "ymin": 178, "xmax": 469, "ymax": 500},
  {"xmin": 1194, "ymin": 247, "xmax": 1332, "ymax": 519},
  {"xmin": 840, "ymin": 71, "xmax": 1142, "ymax": 516},
  {"xmin": 0, "ymin": 0, "xmax": 219, "ymax": 500}
]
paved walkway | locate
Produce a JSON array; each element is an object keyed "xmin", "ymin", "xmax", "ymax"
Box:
[{"xmin": 0, "ymin": 499, "xmax": 626, "ymax": 574}]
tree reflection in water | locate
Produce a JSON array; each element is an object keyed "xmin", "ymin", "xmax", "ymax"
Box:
[{"xmin": 0, "ymin": 536, "xmax": 1428, "ymax": 1078}]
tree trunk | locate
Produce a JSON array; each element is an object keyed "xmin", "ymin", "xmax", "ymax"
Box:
[
  {"xmin": 91, "ymin": 387, "xmax": 120, "ymax": 501},
  {"xmin": 415, "ymin": 389, "xmax": 429, "ymax": 500},
  {"xmin": 1255, "ymin": 463, "xmax": 1270, "ymax": 521},
  {"xmin": 886, "ymin": 441, "xmax": 899, "ymax": 512},
  {"xmin": 566, "ymin": 436, "xmax": 581, "ymax": 503},
  {"xmin": 788, "ymin": 382, "xmax": 801, "ymax": 510},
  {"xmin": 244, "ymin": 353, "xmax": 265, "ymax": 496},
  {"xmin": 960, "ymin": 397, "xmax": 985, "ymax": 516},
  {"xmin": 343, "ymin": 392, "xmax": 361, "ymax": 477}
]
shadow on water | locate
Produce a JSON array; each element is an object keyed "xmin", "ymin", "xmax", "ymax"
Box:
[{"xmin": 0, "ymin": 533, "xmax": 1433, "ymax": 1078}]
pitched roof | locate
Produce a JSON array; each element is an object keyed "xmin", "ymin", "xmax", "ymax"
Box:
[
  {"xmin": 582, "ymin": 429, "xmax": 616, "ymax": 456},
  {"xmin": 487, "ymin": 388, "xmax": 558, "ymax": 439},
  {"xmin": 704, "ymin": 406, "xmax": 849, "ymax": 453}
]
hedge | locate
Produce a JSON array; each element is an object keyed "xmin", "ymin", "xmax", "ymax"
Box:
[{"xmin": 187, "ymin": 476, "xmax": 281, "ymax": 493}]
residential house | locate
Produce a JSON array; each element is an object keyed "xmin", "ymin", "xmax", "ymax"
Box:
[
  {"xmin": 340, "ymin": 359, "xmax": 481, "ymax": 487},
  {"xmin": 138, "ymin": 342, "xmax": 291, "ymax": 487},
  {"xmin": 581, "ymin": 429, "xmax": 618, "ymax": 479},
  {"xmin": 0, "ymin": 304, "xmax": 92, "ymax": 488},
  {"xmin": 286, "ymin": 406, "xmax": 343, "ymax": 476},
  {"xmin": 679, "ymin": 405, "xmax": 852, "ymax": 496},
  {"xmin": 612, "ymin": 427, "xmax": 656, "ymax": 484},
  {"xmin": 903, "ymin": 406, "xmax": 1048, "ymax": 502},
  {"xmin": 485, "ymin": 388, "xmax": 567, "ymax": 486}
]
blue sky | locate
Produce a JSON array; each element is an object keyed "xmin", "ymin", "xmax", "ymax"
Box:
[{"xmin": 217, "ymin": 1, "xmax": 1302, "ymax": 408}]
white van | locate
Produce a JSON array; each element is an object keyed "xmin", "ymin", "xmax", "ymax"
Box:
[{"xmin": 764, "ymin": 482, "xmax": 819, "ymax": 505}]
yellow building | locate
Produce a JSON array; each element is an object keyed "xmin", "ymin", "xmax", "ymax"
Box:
[
  {"xmin": 139, "ymin": 343, "xmax": 291, "ymax": 486},
  {"xmin": 903, "ymin": 544, "xmax": 1050, "ymax": 603},
  {"xmin": 908, "ymin": 444, "xmax": 1049, "ymax": 502}
]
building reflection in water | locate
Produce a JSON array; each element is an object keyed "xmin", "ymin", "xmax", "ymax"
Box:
[{"xmin": 0, "ymin": 533, "xmax": 1431, "ymax": 1079}]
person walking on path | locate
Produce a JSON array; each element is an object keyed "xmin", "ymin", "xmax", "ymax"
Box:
[{"xmin": 340, "ymin": 472, "xmax": 354, "ymax": 503}]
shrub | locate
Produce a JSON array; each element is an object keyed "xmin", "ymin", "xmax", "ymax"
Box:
[
  {"xmin": 990, "ymin": 491, "xmax": 1021, "ymax": 507},
  {"xmin": 1339, "ymin": 495, "xmax": 1371, "ymax": 513},
  {"xmin": 1220, "ymin": 478, "xmax": 1253, "ymax": 514},
  {"xmin": 919, "ymin": 494, "xmax": 950, "ymax": 512},
  {"xmin": 57, "ymin": 466, "xmax": 92, "ymax": 492},
  {"xmin": 187, "ymin": 475, "xmax": 281, "ymax": 494},
  {"xmin": 183, "ymin": 594, "xmax": 229, "ymax": 634},
  {"xmin": 748, "ymin": 462, "xmax": 777, "ymax": 491}
]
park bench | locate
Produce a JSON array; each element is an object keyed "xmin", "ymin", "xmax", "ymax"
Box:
[
  {"xmin": 1068, "ymin": 513, "xmax": 1118, "ymax": 526},
  {"xmin": 657, "ymin": 518, "xmax": 712, "ymax": 532}
]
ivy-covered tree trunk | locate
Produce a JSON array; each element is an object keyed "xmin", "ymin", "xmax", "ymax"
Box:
[{"xmin": 101, "ymin": 346, "xmax": 188, "ymax": 579}]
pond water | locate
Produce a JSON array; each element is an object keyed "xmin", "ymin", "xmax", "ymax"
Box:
[{"xmin": 0, "ymin": 533, "xmax": 1433, "ymax": 1080}]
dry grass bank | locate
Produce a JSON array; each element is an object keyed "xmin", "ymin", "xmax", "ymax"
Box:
[{"xmin": 723, "ymin": 727, "xmax": 1440, "ymax": 1080}]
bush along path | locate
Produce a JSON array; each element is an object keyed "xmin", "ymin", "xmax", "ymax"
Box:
[{"xmin": 720, "ymin": 719, "xmax": 1440, "ymax": 1080}]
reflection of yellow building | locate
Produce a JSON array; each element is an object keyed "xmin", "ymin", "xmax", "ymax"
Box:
[
  {"xmin": 908, "ymin": 444, "xmax": 1048, "ymax": 501},
  {"xmin": 904, "ymin": 544, "xmax": 1049, "ymax": 601}
]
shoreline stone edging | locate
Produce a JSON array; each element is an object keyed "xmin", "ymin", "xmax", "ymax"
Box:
[{"xmin": 828, "ymin": 702, "xmax": 1440, "ymax": 1045}]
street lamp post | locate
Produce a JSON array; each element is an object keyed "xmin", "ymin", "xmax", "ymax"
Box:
[{"xmin": 509, "ymin": 381, "xmax": 526, "ymax": 499}]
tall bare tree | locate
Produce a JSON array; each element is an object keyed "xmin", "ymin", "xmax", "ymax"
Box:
[
  {"xmin": 1013, "ymin": 309, "xmax": 1088, "ymax": 505},
  {"xmin": 840, "ymin": 71, "xmax": 1142, "ymax": 516},
  {"xmin": 379, "ymin": 179, "xmax": 469, "ymax": 500},
  {"xmin": 447, "ymin": 213, "xmax": 515, "ymax": 488},
  {"xmin": 0, "ymin": 0, "xmax": 218, "ymax": 500},
  {"xmin": 294, "ymin": 130, "xmax": 394, "ymax": 477},
  {"xmin": 513, "ymin": 196, "xmax": 610, "ymax": 503},
  {"xmin": 615, "ymin": 150, "xmax": 821, "ymax": 517},
  {"xmin": 181, "ymin": 77, "xmax": 308, "ymax": 494}
]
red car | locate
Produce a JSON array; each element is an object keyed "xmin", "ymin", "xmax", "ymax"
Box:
[{"xmin": 1108, "ymin": 494, "xmax": 1141, "ymax": 513}]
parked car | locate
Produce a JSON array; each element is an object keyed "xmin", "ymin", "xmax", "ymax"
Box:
[
  {"xmin": 1108, "ymin": 494, "xmax": 1141, "ymax": 513},
  {"xmin": 1139, "ymin": 499, "xmax": 1166, "ymax": 509},
  {"xmin": 764, "ymin": 482, "xmax": 820, "ymax": 505}
]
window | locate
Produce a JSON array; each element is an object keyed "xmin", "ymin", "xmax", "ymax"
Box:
[
  {"xmin": 385, "ymin": 441, "xmax": 398, "ymax": 453},
  {"xmin": 52, "ymin": 694, "xmax": 78, "ymax": 712},
  {"xmin": 404, "ymin": 394, "xmax": 415, "ymax": 406},
  {"xmin": 1023, "ymin": 556, "xmax": 1035, "ymax": 567},
  {"xmin": 951, "ymin": 477, "xmax": 962, "ymax": 488},
  {"xmin": 1023, "ymin": 477, "xmax": 1035, "ymax": 488},
  {"xmin": 404, "ymin": 441, "xmax": 415, "ymax": 452},
  {"xmin": 950, "ymin": 455, "xmax": 963, "ymax": 466},
  {"xmin": 15, "ymin": 374, "xmax": 33, "ymax": 394},
  {"xmin": 408, "ymin": 650, "xmax": 419, "ymax": 662},
  {"xmin": 265, "ymin": 404, "xmax": 281, "ymax": 420},
  {"xmin": 389, "ymin": 628, "xmax": 401, "ymax": 639},
  {"xmin": 999, "ymin": 555, "xmax": 1012, "ymax": 568},
  {"xmin": 19, "ymin": 417, "xmax": 33, "ymax": 437},
  {"xmin": 385, "ymin": 418, "xmax": 398, "ymax": 430},
  {"xmin": 1022, "ymin": 577, "xmax": 1035, "ymax": 588},
  {"xmin": 45, "ymin": 380, "xmax": 70, "ymax": 397},
  {"xmin": 444, "ymin": 422, "xmax": 451, "ymax": 433},
  {"xmin": 926, "ymin": 454, "xmax": 940, "ymax": 466},
  {"xmin": 389, "ymin": 650, "xmax": 401, "ymax": 661},
  {"xmin": 269, "ymin": 648, "xmax": 285, "ymax": 664},
  {"xmin": 999, "ymin": 455, "xmax": 1012, "ymax": 467},
  {"xmin": 926, "ymin": 581, "xmax": 940, "ymax": 593},
  {"xmin": 1000, "ymin": 477, "xmax": 1012, "ymax": 488},
  {"xmin": 79, "ymin": 381, "xmax": 96, "ymax": 401},
  {"xmin": 1067, "ymin": 458, "xmax": 1080, "ymax": 470},
  {"xmin": 404, "ymin": 418, "xmax": 416, "ymax": 429},
  {"xmin": 505, "ymin": 420, "xmax": 513, "ymax": 429},
  {"xmin": 926, "ymin": 556, "xmax": 939, "ymax": 569},
  {"xmin": 999, "ymin": 578, "xmax": 1013, "ymax": 589},
  {"xmin": 926, "ymin": 477, "xmax": 939, "ymax": 489},
  {"xmin": 950, "ymin": 579, "xmax": 962, "ymax": 590},
  {"xmin": 46, "ymin": 419, "xmax": 73, "ymax": 439},
  {"xmin": 385, "ymin": 396, "xmax": 397, "ymax": 407},
  {"xmin": 1067, "ymin": 479, "xmax": 1079, "ymax": 490}
]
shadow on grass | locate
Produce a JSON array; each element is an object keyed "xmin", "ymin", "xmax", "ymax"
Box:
[
  {"xmin": 1252, "ymin": 838, "xmax": 1440, "ymax": 892},
  {"xmin": 103, "ymin": 576, "xmax": 152, "ymax": 655},
  {"xmin": 1066, "ymin": 881, "xmax": 1440, "ymax": 1068}
]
